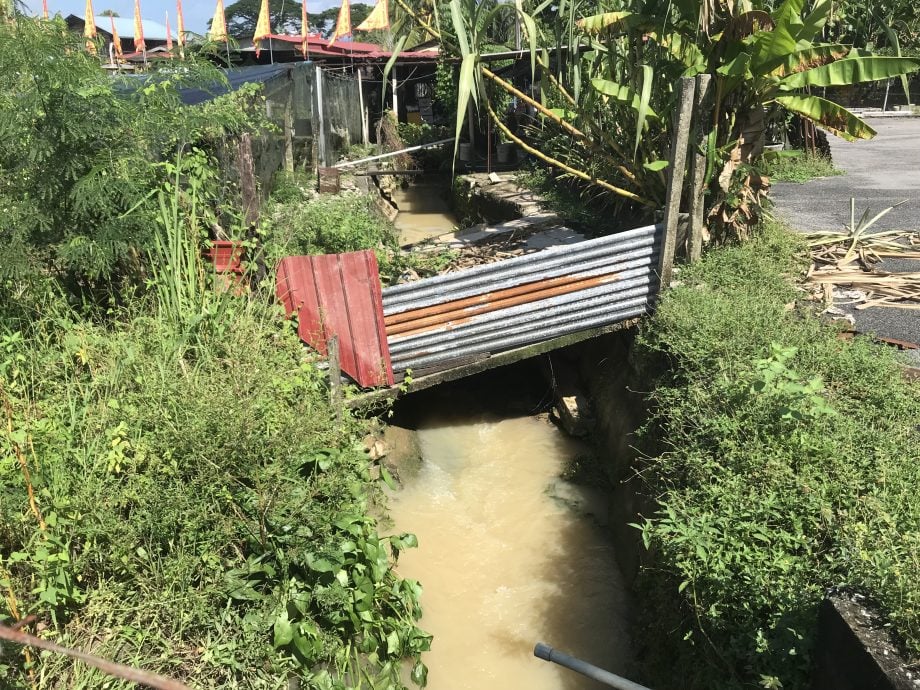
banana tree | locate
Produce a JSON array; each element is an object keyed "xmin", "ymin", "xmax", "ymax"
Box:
[{"xmin": 709, "ymin": 0, "xmax": 920, "ymax": 144}]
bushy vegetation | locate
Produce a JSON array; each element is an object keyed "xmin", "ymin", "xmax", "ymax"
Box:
[
  {"xmin": 0, "ymin": 17, "xmax": 263, "ymax": 291},
  {"xmin": 263, "ymin": 174, "xmax": 399, "ymax": 260},
  {"xmin": 1, "ymin": 17, "xmax": 430, "ymax": 689},
  {"xmin": 262, "ymin": 173, "xmax": 456, "ymax": 285},
  {"xmin": 632, "ymin": 223, "xmax": 920, "ymax": 689},
  {"xmin": 760, "ymin": 151, "xmax": 843, "ymax": 183}
]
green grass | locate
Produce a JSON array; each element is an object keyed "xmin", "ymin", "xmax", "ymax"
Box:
[
  {"xmin": 632, "ymin": 222, "xmax": 920, "ymax": 689},
  {"xmin": 760, "ymin": 150, "xmax": 843, "ymax": 183}
]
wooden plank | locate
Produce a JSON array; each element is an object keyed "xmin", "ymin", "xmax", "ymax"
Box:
[
  {"xmin": 688, "ymin": 74, "xmax": 713, "ymax": 263},
  {"xmin": 328, "ymin": 335, "xmax": 343, "ymax": 420},
  {"xmin": 658, "ymin": 77, "xmax": 695, "ymax": 294}
]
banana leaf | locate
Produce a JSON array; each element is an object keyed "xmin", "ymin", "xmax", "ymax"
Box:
[
  {"xmin": 591, "ymin": 77, "xmax": 658, "ymax": 117},
  {"xmin": 781, "ymin": 56, "xmax": 920, "ymax": 88},
  {"xmin": 774, "ymin": 94, "xmax": 877, "ymax": 141},
  {"xmin": 576, "ymin": 11, "xmax": 652, "ymax": 34},
  {"xmin": 774, "ymin": 44, "xmax": 850, "ymax": 78}
]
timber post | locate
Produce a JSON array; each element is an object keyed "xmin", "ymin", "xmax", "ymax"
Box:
[
  {"xmin": 328, "ymin": 335, "xmax": 343, "ymax": 420},
  {"xmin": 283, "ymin": 83, "xmax": 295, "ymax": 173},
  {"xmin": 657, "ymin": 76, "xmax": 696, "ymax": 294},
  {"xmin": 688, "ymin": 73, "xmax": 713, "ymax": 263}
]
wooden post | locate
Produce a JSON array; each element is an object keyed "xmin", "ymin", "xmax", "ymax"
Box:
[
  {"xmin": 238, "ymin": 133, "xmax": 259, "ymax": 227},
  {"xmin": 313, "ymin": 64, "xmax": 327, "ymax": 168},
  {"xmin": 688, "ymin": 73, "xmax": 713, "ymax": 263},
  {"xmin": 283, "ymin": 84, "xmax": 295, "ymax": 173},
  {"xmin": 328, "ymin": 335, "xmax": 343, "ymax": 420},
  {"xmin": 657, "ymin": 76, "xmax": 695, "ymax": 295}
]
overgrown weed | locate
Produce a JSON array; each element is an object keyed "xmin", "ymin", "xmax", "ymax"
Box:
[
  {"xmin": 759, "ymin": 150, "xmax": 843, "ymax": 184},
  {"xmin": 632, "ymin": 221, "xmax": 920, "ymax": 689}
]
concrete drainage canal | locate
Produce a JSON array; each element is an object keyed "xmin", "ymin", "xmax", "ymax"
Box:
[{"xmin": 383, "ymin": 361, "xmax": 633, "ymax": 690}]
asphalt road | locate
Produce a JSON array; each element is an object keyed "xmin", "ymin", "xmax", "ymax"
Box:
[{"xmin": 770, "ymin": 117, "xmax": 920, "ymax": 353}]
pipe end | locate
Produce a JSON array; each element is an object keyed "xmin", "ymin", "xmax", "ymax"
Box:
[{"xmin": 534, "ymin": 642, "xmax": 553, "ymax": 661}]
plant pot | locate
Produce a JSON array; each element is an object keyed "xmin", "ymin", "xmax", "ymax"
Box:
[
  {"xmin": 497, "ymin": 142, "xmax": 516, "ymax": 164},
  {"xmin": 207, "ymin": 240, "xmax": 245, "ymax": 273},
  {"xmin": 458, "ymin": 143, "xmax": 472, "ymax": 162}
]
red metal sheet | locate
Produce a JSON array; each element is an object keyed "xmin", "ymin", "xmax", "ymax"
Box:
[{"xmin": 275, "ymin": 251, "xmax": 394, "ymax": 388}]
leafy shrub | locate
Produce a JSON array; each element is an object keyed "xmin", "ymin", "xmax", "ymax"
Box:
[
  {"xmin": 632, "ymin": 223, "xmax": 920, "ymax": 689},
  {"xmin": 0, "ymin": 17, "xmax": 263, "ymax": 290},
  {"xmin": 263, "ymin": 176, "xmax": 398, "ymax": 260}
]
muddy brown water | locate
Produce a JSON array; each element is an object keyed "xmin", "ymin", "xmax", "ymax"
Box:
[
  {"xmin": 392, "ymin": 181, "xmax": 458, "ymax": 246},
  {"xmin": 387, "ymin": 408, "xmax": 632, "ymax": 690}
]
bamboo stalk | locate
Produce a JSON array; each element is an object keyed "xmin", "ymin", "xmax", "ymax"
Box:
[
  {"xmin": 481, "ymin": 66, "xmax": 638, "ymax": 182},
  {"xmin": 484, "ymin": 97, "xmax": 655, "ymax": 206}
]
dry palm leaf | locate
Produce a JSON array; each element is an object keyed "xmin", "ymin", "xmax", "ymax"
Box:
[{"xmin": 805, "ymin": 198, "xmax": 920, "ymax": 270}]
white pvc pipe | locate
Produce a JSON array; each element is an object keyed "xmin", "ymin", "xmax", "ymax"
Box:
[{"xmin": 334, "ymin": 138, "xmax": 453, "ymax": 168}]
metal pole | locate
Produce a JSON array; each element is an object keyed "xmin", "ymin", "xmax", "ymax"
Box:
[
  {"xmin": 334, "ymin": 138, "xmax": 452, "ymax": 168},
  {"xmin": 358, "ymin": 68, "xmax": 368, "ymax": 145},
  {"xmin": 534, "ymin": 644, "xmax": 653, "ymax": 690}
]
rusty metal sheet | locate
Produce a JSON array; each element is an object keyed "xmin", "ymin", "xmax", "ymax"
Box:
[
  {"xmin": 381, "ymin": 225, "xmax": 663, "ymax": 375},
  {"xmin": 276, "ymin": 251, "xmax": 394, "ymax": 388}
]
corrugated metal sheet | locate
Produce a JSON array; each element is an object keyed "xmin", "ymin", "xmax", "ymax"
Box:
[
  {"xmin": 381, "ymin": 224, "xmax": 662, "ymax": 374},
  {"xmin": 277, "ymin": 251, "xmax": 394, "ymax": 388}
]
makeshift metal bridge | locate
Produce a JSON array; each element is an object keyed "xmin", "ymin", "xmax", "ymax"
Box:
[{"xmin": 274, "ymin": 75, "xmax": 710, "ymax": 404}]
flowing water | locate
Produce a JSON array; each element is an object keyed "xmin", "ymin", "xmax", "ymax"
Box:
[
  {"xmin": 391, "ymin": 181, "xmax": 458, "ymax": 246},
  {"xmin": 387, "ymin": 410, "xmax": 631, "ymax": 690}
]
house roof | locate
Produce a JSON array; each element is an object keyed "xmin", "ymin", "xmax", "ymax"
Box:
[{"xmin": 237, "ymin": 33, "xmax": 439, "ymax": 61}]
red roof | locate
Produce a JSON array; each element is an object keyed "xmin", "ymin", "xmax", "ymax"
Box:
[{"xmin": 257, "ymin": 33, "xmax": 438, "ymax": 61}]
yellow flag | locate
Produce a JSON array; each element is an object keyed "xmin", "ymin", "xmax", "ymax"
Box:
[
  {"xmin": 84, "ymin": 0, "xmax": 96, "ymax": 54},
  {"xmin": 356, "ymin": 0, "xmax": 388, "ymax": 32},
  {"xmin": 209, "ymin": 0, "xmax": 228, "ymax": 43},
  {"xmin": 110, "ymin": 15, "xmax": 124, "ymax": 60},
  {"xmin": 328, "ymin": 0, "xmax": 351, "ymax": 46},
  {"xmin": 253, "ymin": 0, "xmax": 271, "ymax": 57},
  {"xmin": 133, "ymin": 0, "xmax": 146, "ymax": 52}
]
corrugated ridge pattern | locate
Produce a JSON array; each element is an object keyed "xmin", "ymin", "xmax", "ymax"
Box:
[{"xmin": 381, "ymin": 226, "xmax": 663, "ymax": 374}]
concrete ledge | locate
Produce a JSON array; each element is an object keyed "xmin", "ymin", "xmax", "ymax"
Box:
[{"xmin": 812, "ymin": 593, "xmax": 919, "ymax": 690}]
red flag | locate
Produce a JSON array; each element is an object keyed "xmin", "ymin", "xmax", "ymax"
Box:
[
  {"xmin": 165, "ymin": 12, "xmax": 173, "ymax": 52},
  {"xmin": 328, "ymin": 0, "xmax": 351, "ymax": 46},
  {"xmin": 301, "ymin": 0, "xmax": 309, "ymax": 58},
  {"xmin": 133, "ymin": 0, "xmax": 146, "ymax": 53}
]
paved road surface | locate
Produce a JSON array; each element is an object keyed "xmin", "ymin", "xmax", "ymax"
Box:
[{"xmin": 770, "ymin": 117, "xmax": 919, "ymax": 352}]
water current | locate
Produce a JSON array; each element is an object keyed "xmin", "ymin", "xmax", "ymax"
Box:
[
  {"xmin": 387, "ymin": 408, "xmax": 632, "ymax": 690},
  {"xmin": 391, "ymin": 181, "xmax": 458, "ymax": 246}
]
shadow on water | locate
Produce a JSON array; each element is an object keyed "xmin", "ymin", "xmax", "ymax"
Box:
[{"xmin": 387, "ymin": 359, "xmax": 634, "ymax": 690}]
